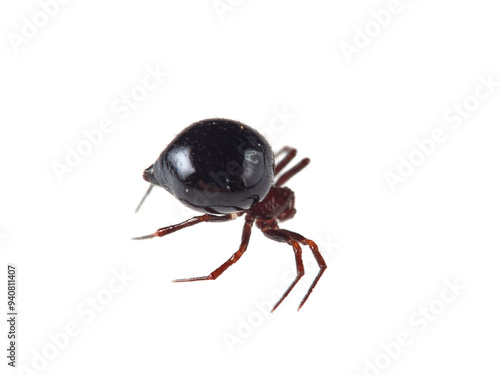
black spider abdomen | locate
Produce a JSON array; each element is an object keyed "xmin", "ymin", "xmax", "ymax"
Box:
[{"xmin": 143, "ymin": 118, "xmax": 274, "ymax": 214}]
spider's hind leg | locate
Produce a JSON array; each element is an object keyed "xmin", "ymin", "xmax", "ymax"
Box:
[
  {"xmin": 135, "ymin": 184, "xmax": 154, "ymax": 213},
  {"xmin": 173, "ymin": 214, "xmax": 255, "ymax": 282},
  {"xmin": 132, "ymin": 212, "xmax": 242, "ymax": 240}
]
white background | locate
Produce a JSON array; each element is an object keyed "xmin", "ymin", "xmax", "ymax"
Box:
[{"xmin": 1, "ymin": 0, "xmax": 500, "ymax": 374}]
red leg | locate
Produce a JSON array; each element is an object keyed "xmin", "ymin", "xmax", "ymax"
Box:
[
  {"xmin": 173, "ymin": 214, "xmax": 255, "ymax": 282},
  {"xmin": 274, "ymin": 146, "xmax": 297, "ymax": 175},
  {"xmin": 276, "ymin": 158, "xmax": 310, "ymax": 187},
  {"xmin": 278, "ymin": 230, "xmax": 327, "ymax": 310},
  {"xmin": 132, "ymin": 212, "xmax": 242, "ymax": 240},
  {"xmin": 260, "ymin": 226, "xmax": 305, "ymax": 312}
]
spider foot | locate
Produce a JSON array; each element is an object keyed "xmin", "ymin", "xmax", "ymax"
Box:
[
  {"xmin": 172, "ymin": 275, "xmax": 213, "ymax": 282},
  {"xmin": 131, "ymin": 233, "xmax": 158, "ymax": 240}
]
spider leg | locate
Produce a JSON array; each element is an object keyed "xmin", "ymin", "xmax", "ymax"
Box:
[
  {"xmin": 173, "ymin": 214, "xmax": 255, "ymax": 282},
  {"xmin": 275, "ymin": 158, "xmax": 310, "ymax": 187},
  {"xmin": 277, "ymin": 229, "xmax": 327, "ymax": 310},
  {"xmin": 132, "ymin": 212, "xmax": 243, "ymax": 240},
  {"xmin": 274, "ymin": 146, "xmax": 297, "ymax": 175},
  {"xmin": 135, "ymin": 184, "xmax": 155, "ymax": 213},
  {"xmin": 260, "ymin": 225, "xmax": 305, "ymax": 312}
]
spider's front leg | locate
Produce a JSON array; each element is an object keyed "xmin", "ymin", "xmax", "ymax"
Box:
[
  {"xmin": 258, "ymin": 220, "xmax": 326, "ymax": 311},
  {"xmin": 132, "ymin": 212, "xmax": 242, "ymax": 240},
  {"xmin": 260, "ymin": 224, "xmax": 305, "ymax": 312},
  {"xmin": 273, "ymin": 146, "xmax": 310, "ymax": 187},
  {"xmin": 274, "ymin": 146, "xmax": 297, "ymax": 175},
  {"xmin": 278, "ymin": 229, "xmax": 327, "ymax": 310}
]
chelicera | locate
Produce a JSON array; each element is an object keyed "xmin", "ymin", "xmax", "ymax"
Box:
[{"xmin": 133, "ymin": 118, "xmax": 327, "ymax": 311}]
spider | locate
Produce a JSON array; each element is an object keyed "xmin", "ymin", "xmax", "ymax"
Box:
[{"xmin": 133, "ymin": 118, "xmax": 327, "ymax": 311}]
